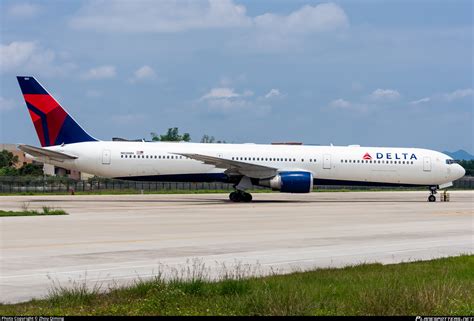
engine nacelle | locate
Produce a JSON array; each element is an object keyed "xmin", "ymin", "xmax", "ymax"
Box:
[{"xmin": 259, "ymin": 171, "xmax": 313, "ymax": 193}]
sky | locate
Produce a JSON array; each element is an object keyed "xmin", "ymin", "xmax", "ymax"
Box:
[{"xmin": 0, "ymin": 0, "xmax": 472, "ymax": 153}]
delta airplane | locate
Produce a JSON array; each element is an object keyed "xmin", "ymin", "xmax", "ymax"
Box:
[{"xmin": 16, "ymin": 76, "xmax": 465, "ymax": 202}]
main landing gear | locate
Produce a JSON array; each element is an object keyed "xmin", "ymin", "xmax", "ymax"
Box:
[
  {"xmin": 428, "ymin": 186, "xmax": 437, "ymax": 202},
  {"xmin": 229, "ymin": 190, "xmax": 253, "ymax": 202}
]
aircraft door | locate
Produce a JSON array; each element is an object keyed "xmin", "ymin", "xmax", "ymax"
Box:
[
  {"xmin": 102, "ymin": 149, "xmax": 111, "ymax": 165},
  {"xmin": 323, "ymin": 154, "xmax": 331, "ymax": 169},
  {"xmin": 423, "ymin": 156, "xmax": 431, "ymax": 171}
]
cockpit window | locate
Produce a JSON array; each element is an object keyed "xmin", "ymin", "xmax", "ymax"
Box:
[{"xmin": 446, "ymin": 159, "xmax": 458, "ymax": 164}]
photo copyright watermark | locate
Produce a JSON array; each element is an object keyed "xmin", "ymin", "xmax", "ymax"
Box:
[
  {"xmin": 2, "ymin": 317, "xmax": 64, "ymax": 321},
  {"xmin": 416, "ymin": 317, "xmax": 474, "ymax": 321}
]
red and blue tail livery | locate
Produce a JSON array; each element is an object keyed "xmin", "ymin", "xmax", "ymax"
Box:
[{"xmin": 17, "ymin": 76, "xmax": 96, "ymax": 147}]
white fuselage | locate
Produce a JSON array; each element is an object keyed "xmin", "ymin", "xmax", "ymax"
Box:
[{"xmin": 38, "ymin": 141, "xmax": 465, "ymax": 187}]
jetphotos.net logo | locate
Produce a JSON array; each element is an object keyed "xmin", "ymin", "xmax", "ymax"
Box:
[
  {"xmin": 363, "ymin": 152, "xmax": 418, "ymax": 160},
  {"xmin": 415, "ymin": 316, "xmax": 473, "ymax": 321}
]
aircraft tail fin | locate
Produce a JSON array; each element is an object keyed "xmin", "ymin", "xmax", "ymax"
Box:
[{"xmin": 16, "ymin": 76, "xmax": 97, "ymax": 147}]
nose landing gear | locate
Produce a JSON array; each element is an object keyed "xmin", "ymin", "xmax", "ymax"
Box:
[
  {"xmin": 428, "ymin": 186, "xmax": 437, "ymax": 202},
  {"xmin": 229, "ymin": 191, "xmax": 253, "ymax": 202}
]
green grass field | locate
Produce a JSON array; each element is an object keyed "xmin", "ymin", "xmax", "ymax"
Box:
[
  {"xmin": 0, "ymin": 206, "xmax": 67, "ymax": 217},
  {"xmin": 0, "ymin": 255, "xmax": 472, "ymax": 316}
]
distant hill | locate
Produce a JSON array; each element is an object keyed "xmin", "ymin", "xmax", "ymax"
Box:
[{"xmin": 443, "ymin": 149, "xmax": 474, "ymax": 160}]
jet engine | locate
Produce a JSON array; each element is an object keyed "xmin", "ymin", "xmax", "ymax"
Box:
[{"xmin": 259, "ymin": 171, "xmax": 313, "ymax": 193}]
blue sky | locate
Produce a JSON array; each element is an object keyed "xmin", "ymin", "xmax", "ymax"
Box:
[{"xmin": 0, "ymin": 0, "xmax": 472, "ymax": 152}]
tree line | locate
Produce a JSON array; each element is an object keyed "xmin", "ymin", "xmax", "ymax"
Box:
[
  {"xmin": 150, "ymin": 127, "xmax": 226, "ymax": 143},
  {"xmin": 0, "ymin": 150, "xmax": 43, "ymax": 176}
]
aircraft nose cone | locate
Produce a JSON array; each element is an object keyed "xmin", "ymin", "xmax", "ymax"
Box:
[{"xmin": 455, "ymin": 164, "xmax": 465, "ymax": 179}]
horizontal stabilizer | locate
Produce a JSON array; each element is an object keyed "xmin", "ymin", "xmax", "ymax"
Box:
[{"xmin": 18, "ymin": 144, "xmax": 78, "ymax": 160}]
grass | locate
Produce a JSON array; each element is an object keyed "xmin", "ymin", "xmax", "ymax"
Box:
[
  {"xmin": 0, "ymin": 255, "xmax": 472, "ymax": 316},
  {"xmin": 0, "ymin": 205, "xmax": 67, "ymax": 217}
]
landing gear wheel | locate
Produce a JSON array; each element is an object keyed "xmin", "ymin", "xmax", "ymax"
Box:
[
  {"xmin": 229, "ymin": 191, "xmax": 241, "ymax": 202},
  {"xmin": 428, "ymin": 186, "xmax": 437, "ymax": 202},
  {"xmin": 242, "ymin": 192, "xmax": 253, "ymax": 202},
  {"xmin": 229, "ymin": 191, "xmax": 253, "ymax": 202}
]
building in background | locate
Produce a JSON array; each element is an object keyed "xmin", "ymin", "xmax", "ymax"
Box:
[{"xmin": 0, "ymin": 143, "xmax": 34, "ymax": 168}]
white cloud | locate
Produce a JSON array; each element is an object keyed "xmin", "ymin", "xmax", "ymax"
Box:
[
  {"xmin": 0, "ymin": 42, "xmax": 35, "ymax": 71},
  {"xmin": 254, "ymin": 3, "xmax": 348, "ymax": 35},
  {"xmin": 443, "ymin": 88, "xmax": 474, "ymax": 102},
  {"xmin": 130, "ymin": 65, "xmax": 156, "ymax": 82},
  {"xmin": 369, "ymin": 88, "xmax": 401, "ymax": 101},
  {"xmin": 264, "ymin": 89, "xmax": 283, "ymax": 99},
  {"xmin": 7, "ymin": 3, "xmax": 41, "ymax": 19},
  {"xmin": 199, "ymin": 86, "xmax": 272, "ymax": 114},
  {"xmin": 0, "ymin": 96, "xmax": 16, "ymax": 112},
  {"xmin": 201, "ymin": 87, "xmax": 240, "ymax": 100},
  {"xmin": 409, "ymin": 88, "xmax": 473, "ymax": 105},
  {"xmin": 410, "ymin": 97, "xmax": 431, "ymax": 105},
  {"xmin": 81, "ymin": 65, "xmax": 116, "ymax": 80},
  {"xmin": 329, "ymin": 98, "xmax": 369, "ymax": 112},
  {"xmin": 0, "ymin": 41, "xmax": 76, "ymax": 76},
  {"xmin": 70, "ymin": 1, "xmax": 348, "ymax": 37},
  {"xmin": 330, "ymin": 98, "xmax": 351, "ymax": 109},
  {"xmin": 70, "ymin": 0, "xmax": 251, "ymax": 32}
]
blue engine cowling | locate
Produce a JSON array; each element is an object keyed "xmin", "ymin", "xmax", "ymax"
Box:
[{"xmin": 259, "ymin": 171, "xmax": 313, "ymax": 193}]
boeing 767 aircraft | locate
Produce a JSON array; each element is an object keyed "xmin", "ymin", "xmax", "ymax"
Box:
[{"xmin": 16, "ymin": 76, "xmax": 465, "ymax": 202}]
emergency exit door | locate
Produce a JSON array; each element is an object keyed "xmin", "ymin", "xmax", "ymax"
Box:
[
  {"xmin": 102, "ymin": 150, "xmax": 111, "ymax": 165},
  {"xmin": 423, "ymin": 156, "xmax": 431, "ymax": 171}
]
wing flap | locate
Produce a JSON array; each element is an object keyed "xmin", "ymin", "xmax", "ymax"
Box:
[{"xmin": 18, "ymin": 144, "xmax": 78, "ymax": 160}]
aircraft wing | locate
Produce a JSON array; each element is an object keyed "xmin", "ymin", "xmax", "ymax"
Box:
[
  {"xmin": 18, "ymin": 144, "xmax": 78, "ymax": 161},
  {"xmin": 175, "ymin": 153, "xmax": 277, "ymax": 179}
]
